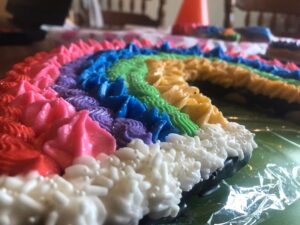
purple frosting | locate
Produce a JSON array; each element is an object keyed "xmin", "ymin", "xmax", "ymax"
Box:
[
  {"xmin": 56, "ymin": 55, "xmax": 154, "ymax": 148},
  {"xmin": 59, "ymin": 55, "xmax": 90, "ymax": 78},
  {"xmin": 65, "ymin": 95, "xmax": 99, "ymax": 111},
  {"xmin": 56, "ymin": 75, "xmax": 77, "ymax": 88},
  {"xmin": 112, "ymin": 118, "xmax": 152, "ymax": 147},
  {"xmin": 89, "ymin": 107, "xmax": 114, "ymax": 132},
  {"xmin": 53, "ymin": 85, "xmax": 88, "ymax": 98},
  {"xmin": 59, "ymin": 67, "xmax": 76, "ymax": 77}
]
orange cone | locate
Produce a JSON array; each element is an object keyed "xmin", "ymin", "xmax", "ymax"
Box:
[
  {"xmin": 172, "ymin": 0, "xmax": 209, "ymax": 35},
  {"xmin": 175, "ymin": 0, "xmax": 209, "ymax": 25}
]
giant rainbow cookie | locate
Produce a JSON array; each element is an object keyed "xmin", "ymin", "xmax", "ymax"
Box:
[{"xmin": 1, "ymin": 38, "xmax": 299, "ymax": 225}]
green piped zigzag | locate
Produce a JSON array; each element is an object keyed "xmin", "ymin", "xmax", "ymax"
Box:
[
  {"xmin": 108, "ymin": 53, "xmax": 199, "ymax": 136},
  {"xmin": 107, "ymin": 53, "xmax": 300, "ymax": 135}
]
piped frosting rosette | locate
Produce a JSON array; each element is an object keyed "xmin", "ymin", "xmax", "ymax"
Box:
[{"xmin": 6, "ymin": 38, "xmax": 299, "ymax": 225}]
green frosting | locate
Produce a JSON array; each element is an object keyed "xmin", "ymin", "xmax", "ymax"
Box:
[
  {"xmin": 210, "ymin": 58, "xmax": 300, "ymax": 86},
  {"xmin": 108, "ymin": 53, "xmax": 299, "ymax": 135},
  {"xmin": 108, "ymin": 54, "xmax": 199, "ymax": 136}
]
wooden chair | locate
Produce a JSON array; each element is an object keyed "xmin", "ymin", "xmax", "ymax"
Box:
[
  {"xmin": 224, "ymin": 0, "xmax": 300, "ymax": 37},
  {"xmin": 100, "ymin": 0, "xmax": 166, "ymax": 28}
]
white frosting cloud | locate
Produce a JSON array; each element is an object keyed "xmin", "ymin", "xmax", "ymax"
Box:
[{"xmin": 0, "ymin": 123, "xmax": 256, "ymax": 225}]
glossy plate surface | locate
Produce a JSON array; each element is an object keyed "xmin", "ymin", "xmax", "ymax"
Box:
[{"xmin": 154, "ymin": 99, "xmax": 300, "ymax": 225}]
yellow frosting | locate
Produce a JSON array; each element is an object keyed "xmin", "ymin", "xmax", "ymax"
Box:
[
  {"xmin": 146, "ymin": 58, "xmax": 300, "ymax": 126},
  {"xmin": 182, "ymin": 58, "xmax": 300, "ymax": 103},
  {"xmin": 146, "ymin": 59, "xmax": 228, "ymax": 126}
]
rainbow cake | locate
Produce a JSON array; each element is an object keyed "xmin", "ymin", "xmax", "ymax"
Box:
[
  {"xmin": 266, "ymin": 40, "xmax": 300, "ymax": 65},
  {"xmin": 0, "ymin": 38, "xmax": 298, "ymax": 225}
]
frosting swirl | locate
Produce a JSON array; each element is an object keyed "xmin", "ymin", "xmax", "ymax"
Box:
[
  {"xmin": 0, "ymin": 106, "xmax": 22, "ymax": 121},
  {"xmin": 0, "ymin": 134, "xmax": 60, "ymax": 175},
  {"xmin": 89, "ymin": 107, "xmax": 114, "ymax": 132},
  {"xmin": 0, "ymin": 117, "xmax": 36, "ymax": 143},
  {"xmin": 0, "ymin": 94, "xmax": 14, "ymax": 105},
  {"xmin": 42, "ymin": 110, "xmax": 116, "ymax": 169},
  {"xmin": 56, "ymin": 75, "xmax": 77, "ymax": 88},
  {"xmin": 0, "ymin": 80, "xmax": 17, "ymax": 92},
  {"xmin": 22, "ymin": 98, "xmax": 76, "ymax": 133},
  {"xmin": 4, "ymin": 73, "xmax": 31, "ymax": 82},
  {"xmin": 66, "ymin": 96, "xmax": 100, "ymax": 111},
  {"xmin": 112, "ymin": 118, "xmax": 152, "ymax": 147},
  {"xmin": 53, "ymin": 85, "xmax": 88, "ymax": 98}
]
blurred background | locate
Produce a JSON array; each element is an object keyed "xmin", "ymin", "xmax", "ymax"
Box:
[
  {"xmin": 0, "ymin": 0, "xmax": 270, "ymax": 28},
  {"xmin": 1, "ymin": 0, "xmax": 299, "ymax": 73}
]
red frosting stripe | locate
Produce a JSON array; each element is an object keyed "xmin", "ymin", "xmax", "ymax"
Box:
[
  {"xmin": 10, "ymin": 62, "xmax": 28, "ymax": 73},
  {"xmin": 0, "ymin": 80, "xmax": 17, "ymax": 92},
  {"xmin": 4, "ymin": 72, "xmax": 31, "ymax": 82},
  {"xmin": 0, "ymin": 40, "xmax": 129, "ymax": 176},
  {"xmin": 0, "ymin": 117, "xmax": 36, "ymax": 143},
  {"xmin": 0, "ymin": 106, "xmax": 22, "ymax": 121},
  {"xmin": 0, "ymin": 134, "xmax": 60, "ymax": 176},
  {"xmin": 0, "ymin": 94, "xmax": 15, "ymax": 105},
  {"xmin": 8, "ymin": 80, "xmax": 40, "ymax": 97}
]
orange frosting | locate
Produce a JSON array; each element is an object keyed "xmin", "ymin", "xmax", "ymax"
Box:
[
  {"xmin": 0, "ymin": 134, "xmax": 60, "ymax": 176},
  {"xmin": 0, "ymin": 39, "xmax": 125, "ymax": 176},
  {"xmin": 0, "ymin": 94, "xmax": 15, "ymax": 105},
  {"xmin": 0, "ymin": 80, "xmax": 17, "ymax": 92},
  {"xmin": 0, "ymin": 106, "xmax": 22, "ymax": 121},
  {"xmin": 146, "ymin": 59, "xmax": 228, "ymax": 126},
  {"xmin": 0, "ymin": 117, "xmax": 36, "ymax": 143},
  {"xmin": 4, "ymin": 72, "xmax": 31, "ymax": 82}
]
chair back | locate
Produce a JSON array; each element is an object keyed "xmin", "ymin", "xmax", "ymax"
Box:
[
  {"xmin": 100, "ymin": 0, "xmax": 166, "ymax": 28},
  {"xmin": 224, "ymin": 0, "xmax": 300, "ymax": 37}
]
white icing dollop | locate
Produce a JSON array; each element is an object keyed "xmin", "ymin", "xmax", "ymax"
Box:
[{"xmin": 0, "ymin": 122, "xmax": 256, "ymax": 225}]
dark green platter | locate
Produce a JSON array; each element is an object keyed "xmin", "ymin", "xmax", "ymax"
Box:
[{"xmin": 152, "ymin": 99, "xmax": 300, "ymax": 225}]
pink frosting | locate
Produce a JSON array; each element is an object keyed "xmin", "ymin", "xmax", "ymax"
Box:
[
  {"xmin": 22, "ymin": 98, "xmax": 76, "ymax": 133},
  {"xmin": 286, "ymin": 62, "xmax": 299, "ymax": 70},
  {"xmin": 140, "ymin": 39, "xmax": 153, "ymax": 48},
  {"xmin": 0, "ymin": 39, "xmax": 155, "ymax": 176},
  {"xmin": 32, "ymin": 75, "xmax": 57, "ymax": 90},
  {"xmin": 11, "ymin": 91, "xmax": 46, "ymax": 107},
  {"xmin": 77, "ymin": 40, "xmax": 94, "ymax": 53},
  {"xmin": 0, "ymin": 40, "xmax": 124, "ymax": 176},
  {"xmin": 52, "ymin": 46, "xmax": 72, "ymax": 65},
  {"xmin": 8, "ymin": 80, "xmax": 40, "ymax": 96},
  {"xmin": 42, "ymin": 110, "xmax": 116, "ymax": 169},
  {"xmin": 30, "ymin": 63, "xmax": 59, "ymax": 80},
  {"xmin": 29, "ymin": 64, "xmax": 60, "ymax": 89},
  {"xmin": 101, "ymin": 40, "xmax": 114, "ymax": 49},
  {"xmin": 11, "ymin": 90, "xmax": 56, "ymax": 110},
  {"xmin": 68, "ymin": 43, "xmax": 86, "ymax": 59},
  {"xmin": 9, "ymin": 81, "xmax": 57, "ymax": 110},
  {"xmin": 269, "ymin": 59, "xmax": 283, "ymax": 67},
  {"xmin": 88, "ymin": 39, "xmax": 104, "ymax": 51}
]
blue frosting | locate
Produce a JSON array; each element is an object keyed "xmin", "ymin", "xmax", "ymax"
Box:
[
  {"xmin": 78, "ymin": 47, "xmax": 180, "ymax": 142},
  {"xmin": 55, "ymin": 56, "xmax": 154, "ymax": 146},
  {"xmin": 81, "ymin": 76, "xmax": 179, "ymax": 142},
  {"xmin": 85, "ymin": 42, "xmax": 300, "ymax": 81},
  {"xmin": 77, "ymin": 42, "xmax": 300, "ymax": 140},
  {"xmin": 203, "ymin": 46, "xmax": 300, "ymax": 80}
]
